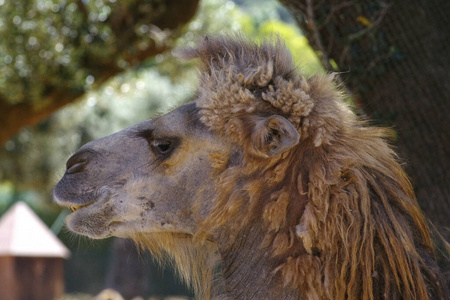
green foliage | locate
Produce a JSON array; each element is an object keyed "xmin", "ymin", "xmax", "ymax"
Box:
[
  {"xmin": 0, "ymin": 182, "xmax": 14, "ymax": 213},
  {"xmin": 0, "ymin": 0, "xmax": 98, "ymax": 105},
  {"xmin": 249, "ymin": 20, "xmax": 323, "ymax": 75},
  {"xmin": 154, "ymin": 0, "xmax": 322, "ymax": 80},
  {"xmin": 0, "ymin": 0, "xmax": 185, "ymax": 106}
]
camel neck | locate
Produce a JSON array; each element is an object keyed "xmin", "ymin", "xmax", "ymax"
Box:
[{"xmin": 214, "ymin": 225, "xmax": 302, "ymax": 300}]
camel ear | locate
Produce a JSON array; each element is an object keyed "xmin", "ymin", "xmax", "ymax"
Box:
[{"xmin": 251, "ymin": 115, "xmax": 300, "ymax": 157}]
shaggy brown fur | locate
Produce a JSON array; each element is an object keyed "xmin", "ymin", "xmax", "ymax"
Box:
[{"xmin": 165, "ymin": 35, "xmax": 449, "ymax": 299}]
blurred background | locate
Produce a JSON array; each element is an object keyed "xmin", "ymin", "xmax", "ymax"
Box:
[{"xmin": 0, "ymin": 0, "xmax": 448, "ymax": 299}]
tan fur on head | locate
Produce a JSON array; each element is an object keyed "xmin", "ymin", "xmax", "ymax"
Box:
[
  {"xmin": 176, "ymin": 35, "xmax": 448, "ymax": 299},
  {"xmin": 178, "ymin": 35, "xmax": 314, "ymax": 142}
]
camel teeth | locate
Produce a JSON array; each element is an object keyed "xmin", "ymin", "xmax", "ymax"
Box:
[
  {"xmin": 68, "ymin": 204, "xmax": 89, "ymax": 212},
  {"xmin": 68, "ymin": 205, "xmax": 78, "ymax": 212}
]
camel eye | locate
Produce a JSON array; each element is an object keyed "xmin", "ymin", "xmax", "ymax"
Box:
[{"xmin": 151, "ymin": 140, "xmax": 173, "ymax": 156}]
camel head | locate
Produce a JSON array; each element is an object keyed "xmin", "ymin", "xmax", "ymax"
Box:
[
  {"xmin": 55, "ymin": 104, "xmax": 208, "ymax": 238},
  {"xmin": 54, "ymin": 100, "xmax": 300, "ymax": 239},
  {"xmin": 54, "ymin": 35, "xmax": 447, "ymax": 300}
]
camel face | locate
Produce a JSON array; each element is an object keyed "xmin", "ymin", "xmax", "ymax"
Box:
[{"xmin": 54, "ymin": 103, "xmax": 230, "ymax": 239}]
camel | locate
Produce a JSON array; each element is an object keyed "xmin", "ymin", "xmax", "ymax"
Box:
[{"xmin": 54, "ymin": 35, "xmax": 448, "ymax": 299}]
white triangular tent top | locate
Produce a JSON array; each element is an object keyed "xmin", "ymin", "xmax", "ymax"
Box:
[{"xmin": 0, "ymin": 201, "xmax": 70, "ymax": 258}]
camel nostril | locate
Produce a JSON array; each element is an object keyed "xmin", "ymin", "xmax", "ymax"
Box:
[{"xmin": 66, "ymin": 158, "xmax": 88, "ymax": 174}]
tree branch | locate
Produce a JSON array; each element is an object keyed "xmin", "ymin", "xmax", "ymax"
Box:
[
  {"xmin": 0, "ymin": 90, "xmax": 83, "ymax": 145},
  {"xmin": 0, "ymin": 0, "xmax": 199, "ymax": 145},
  {"xmin": 347, "ymin": 3, "xmax": 392, "ymax": 41}
]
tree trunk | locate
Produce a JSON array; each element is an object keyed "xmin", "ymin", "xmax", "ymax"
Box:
[{"xmin": 280, "ymin": 0, "xmax": 450, "ymax": 230}]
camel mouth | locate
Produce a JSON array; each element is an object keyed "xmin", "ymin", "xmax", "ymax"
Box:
[{"xmin": 54, "ymin": 187, "xmax": 108, "ymax": 213}]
